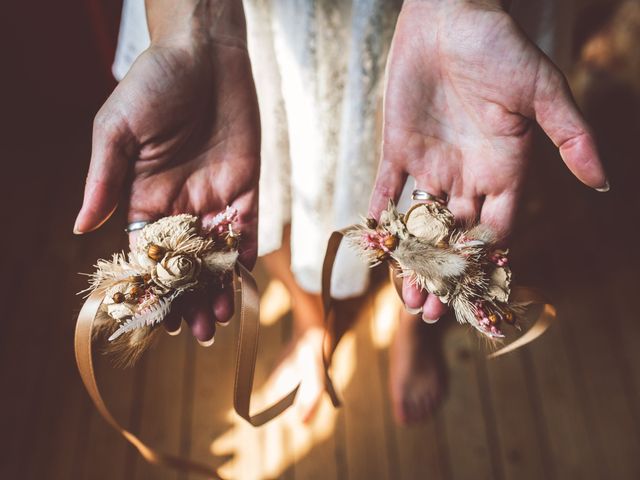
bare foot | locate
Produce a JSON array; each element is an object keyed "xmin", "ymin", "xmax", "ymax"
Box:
[
  {"xmin": 389, "ymin": 309, "xmax": 448, "ymax": 425},
  {"xmin": 263, "ymin": 297, "xmax": 327, "ymax": 423}
]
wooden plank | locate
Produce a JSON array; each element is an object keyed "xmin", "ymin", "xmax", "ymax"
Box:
[
  {"xmin": 256, "ymin": 308, "xmax": 296, "ymax": 480},
  {"xmin": 25, "ymin": 251, "xmax": 95, "ymax": 480},
  {"xmin": 288, "ymin": 397, "xmax": 342, "ymax": 480},
  {"xmin": 228, "ymin": 293, "xmax": 276, "ymax": 480},
  {"xmin": 372, "ymin": 283, "xmax": 447, "ymax": 480},
  {"xmin": 482, "ymin": 348, "xmax": 550, "ymax": 480},
  {"xmin": 556, "ymin": 271, "xmax": 640, "ymax": 479},
  {"xmin": 440, "ymin": 325, "xmax": 498, "ymax": 480},
  {"xmin": 608, "ymin": 266, "xmax": 640, "ymax": 434},
  {"xmin": 131, "ymin": 331, "xmax": 190, "ymax": 480},
  {"xmin": 525, "ymin": 315, "xmax": 600, "ymax": 480},
  {"xmin": 187, "ymin": 298, "xmax": 244, "ymax": 480},
  {"xmin": 288, "ymin": 300, "xmax": 348, "ymax": 480},
  {"xmin": 341, "ymin": 294, "xmax": 392, "ymax": 479},
  {"xmin": 25, "ymin": 167, "xmax": 136, "ymax": 480},
  {"xmin": 74, "ymin": 207, "xmax": 141, "ymax": 479},
  {"xmin": 0, "ymin": 148, "xmax": 59, "ymax": 479},
  {"xmin": 188, "ymin": 261, "xmax": 293, "ymax": 480},
  {"xmin": 3, "ymin": 142, "xmax": 108, "ymax": 480},
  {"xmin": 72, "ymin": 209, "xmax": 140, "ymax": 480},
  {"xmin": 79, "ymin": 348, "xmax": 141, "ymax": 479}
]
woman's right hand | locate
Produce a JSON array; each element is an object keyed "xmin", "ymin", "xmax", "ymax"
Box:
[{"xmin": 74, "ymin": 3, "xmax": 261, "ymax": 344}]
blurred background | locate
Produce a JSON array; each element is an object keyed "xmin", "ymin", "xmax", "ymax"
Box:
[{"xmin": 1, "ymin": 0, "xmax": 639, "ymax": 479}]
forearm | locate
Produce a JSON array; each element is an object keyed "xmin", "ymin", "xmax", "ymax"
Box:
[{"xmin": 145, "ymin": 0, "xmax": 247, "ymax": 48}]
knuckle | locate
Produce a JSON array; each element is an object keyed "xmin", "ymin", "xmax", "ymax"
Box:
[
  {"xmin": 92, "ymin": 109, "xmax": 121, "ymax": 141},
  {"xmin": 373, "ymin": 182, "xmax": 397, "ymax": 201}
]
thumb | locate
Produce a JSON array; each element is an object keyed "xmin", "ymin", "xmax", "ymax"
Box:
[
  {"xmin": 74, "ymin": 113, "xmax": 133, "ymax": 234},
  {"xmin": 533, "ymin": 63, "xmax": 609, "ymax": 191},
  {"xmin": 368, "ymin": 159, "xmax": 407, "ymax": 220}
]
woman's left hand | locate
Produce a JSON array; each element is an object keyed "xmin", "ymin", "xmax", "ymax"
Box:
[{"xmin": 370, "ymin": 0, "xmax": 607, "ymax": 321}]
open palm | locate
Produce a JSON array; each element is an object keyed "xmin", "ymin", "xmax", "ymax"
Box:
[
  {"xmin": 370, "ymin": 1, "xmax": 607, "ymax": 319},
  {"xmin": 75, "ymin": 40, "xmax": 261, "ymax": 342}
]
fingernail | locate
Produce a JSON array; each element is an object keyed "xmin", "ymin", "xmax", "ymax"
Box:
[
  {"xmin": 73, "ymin": 215, "xmax": 84, "ymax": 235},
  {"xmin": 217, "ymin": 319, "xmax": 231, "ymax": 327},
  {"xmin": 73, "ymin": 204, "xmax": 118, "ymax": 235},
  {"xmin": 595, "ymin": 180, "xmax": 610, "ymax": 193},
  {"xmin": 405, "ymin": 305, "xmax": 423, "ymax": 315},
  {"xmin": 422, "ymin": 313, "xmax": 439, "ymax": 324},
  {"xmin": 198, "ymin": 337, "xmax": 215, "ymax": 347},
  {"xmin": 167, "ymin": 325, "xmax": 182, "ymax": 336}
]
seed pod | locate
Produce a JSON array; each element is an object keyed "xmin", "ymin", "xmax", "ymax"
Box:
[
  {"xmin": 226, "ymin": 235, "xmax": 239, "ymax": 249},
  {"xmin": 147, "ymin": 244, "xmax": 164, "ymax": 261},
  {"xmin": 366, "ymin": 217, "xmax": 378, "ymax": 229},
  {"xmin": 376, "ymin": 249, "xmax": 388, "ymax": 261},
  {"xmin": 127, "ymin": 285, "xmax": 142, "ymax": 299},
  {"xmin": 112, "ymin": 292, "xmax": 125, "ymax": 304},
  {"xmin": 383, "ymin": 235, "xmax": 397, "ymax": 250},
  {"xmin": 504, "ymin": 311, "xmax": 515, "ymax": 324}
]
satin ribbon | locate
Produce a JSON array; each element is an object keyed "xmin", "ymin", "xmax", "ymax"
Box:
[
  {"xmin": 323, "ymin": 227, "xmax": 555, "ymax": 359},
  {"xmin": 320, "ymin": 227, "xmax": 357, "ymax": 408},
  {"xmin": 75, "ymin": 264, "xmax": 301, "ymax": 478}
]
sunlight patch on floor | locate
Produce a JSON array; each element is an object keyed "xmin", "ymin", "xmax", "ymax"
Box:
[
  {"xmin": 210, "ymin": 332, "xmax": 357, "ymax": 479},
  {"xmin": 259, "ymin": 279, "xmax": 292, "ymax": 326},
  {"xmin": 371, "ymin": 284, "xmax": 401, "ymax": 348}
]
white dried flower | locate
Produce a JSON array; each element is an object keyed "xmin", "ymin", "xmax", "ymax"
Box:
[
  {"xmin": 134, "ymin": 214, "xmax": 207, "ymax": 258},
  {"xmin": 379, "ymin": 200, "xmax": 409, "ymax": 240},
  {"xmin": 152, "ymin": 253, "xmax": 202, "ymax": 292},
  {"xmin": 103, "ymin": 284, "xmax": 136, "ymax": 321},
  {"xmin": 487, "ymin": 265, "xmax": 511, "ymax": 303},
  {"xmin": 404, "ymin": 203, "xmax": 454, "ymax": 244}
]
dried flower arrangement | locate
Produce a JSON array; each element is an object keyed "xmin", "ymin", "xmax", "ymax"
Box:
[
  {"xmin": 347, "ymin": 200, "xmax": 520, "ymax": 339},
  {"xmin": 83, "ymin": 208, "xmax": 240, "ymax": 365}
]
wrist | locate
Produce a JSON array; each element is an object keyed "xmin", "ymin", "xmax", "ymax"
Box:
[{"xmin": 147, "ymin": 0, "xmax": 248, "ymax": 51}]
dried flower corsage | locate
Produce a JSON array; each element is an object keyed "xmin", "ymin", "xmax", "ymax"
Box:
[
  {"xmin": 347, "ymin": 200, "xmax": 519, "ymax": 340},
  {"xmin": 83, "ymin": 208, "xmax": 240, "ymax": 365}
]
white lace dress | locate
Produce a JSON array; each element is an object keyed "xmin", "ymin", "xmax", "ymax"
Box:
[{"xmin": 113, "ymin": 0, "xmax": 572, "ymax": 299}]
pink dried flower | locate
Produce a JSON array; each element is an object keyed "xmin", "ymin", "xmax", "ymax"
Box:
[{"xmin": 361, "ymin": 230, "xmax": 397, "ymax": 253}]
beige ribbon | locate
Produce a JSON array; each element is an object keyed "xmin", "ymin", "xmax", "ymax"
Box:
[
  {"xmin": 75, "ymin": 223, "xmax": 551, "ymax": 477},
  {"xmin": 320, "ymin": 227, "xmax": 357, "ymax": 408},
  {"xmin": 323, "ymin": 227, "xmax": 555, "ymax": 359},
  {"xmin": 75, "ymin": 264, "xmax": 301, "ymax": 478}
]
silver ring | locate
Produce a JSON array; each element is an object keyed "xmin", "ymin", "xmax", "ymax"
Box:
[
  {"xmin": 125, "ymin": 220, "xmax": 150, "ymax": 233},
  {"xmin": 412, "ymin": 189, "xmax": 447, "ymax": 204}
]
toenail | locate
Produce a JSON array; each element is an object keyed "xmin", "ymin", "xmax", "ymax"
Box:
[{"xmin": 405, "ymin": 305, "xmax": 423, "ymax": 315}]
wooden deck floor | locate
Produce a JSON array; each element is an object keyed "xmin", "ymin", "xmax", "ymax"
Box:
[
  {"xmin": 2, "ymin": 22, "xmax": 640, "ymax": 480},
  {"xmin": 2, "ymin": 142, "xmax": 640, "ymax": 480}
]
